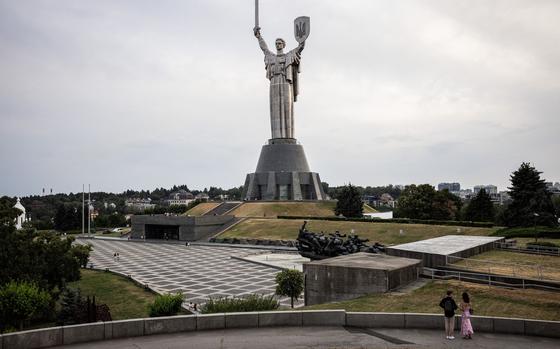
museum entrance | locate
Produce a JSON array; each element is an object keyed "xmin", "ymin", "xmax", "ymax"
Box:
[{"xmin": 145, "ymin": 224, "xmax": 180, "ymax": 240}]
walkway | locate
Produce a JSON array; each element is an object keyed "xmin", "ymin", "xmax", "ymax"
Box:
[
  {"xmin": 76, "ymin": 239, "xmax": 301, "ymax": 306},
  {"xmin": 53, "ymin": 326, "xmax": 560, "ymax": 349}
]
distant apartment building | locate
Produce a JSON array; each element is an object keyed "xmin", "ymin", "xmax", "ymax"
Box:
[
  {"xmin": 457, "ymin": 189, "xmax": 473, "ymax": 200},
  {"xmin": 167, "ymin": 190, "xmax": 195, "ymax": 206},
  {"xmin": 437, "ymin": 182, "xmax": 461, "ymax": 192},
  {"xmin": 125, "ymin": 198, "xmax": 155, "ymax": 211},
  {"xmin": 473, "ymin": 185, "xmax": 498, "ymax": 195}
]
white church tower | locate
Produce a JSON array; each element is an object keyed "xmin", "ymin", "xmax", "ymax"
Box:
[{"xmin": 14, "ymin": 197, "xmax": 26, "ymax": 230}]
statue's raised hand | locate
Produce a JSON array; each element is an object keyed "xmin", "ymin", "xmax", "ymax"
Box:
[{"xmin": 253, "ymin": 26, "xmax": 261, "ymax": 38}]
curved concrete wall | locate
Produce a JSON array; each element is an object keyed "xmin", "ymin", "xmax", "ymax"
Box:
[{"xmin": 2, "ymin": 311, "xmax": 559, "ymax": 349}]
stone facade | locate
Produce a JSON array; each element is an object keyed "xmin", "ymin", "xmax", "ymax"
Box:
[
  {"xmin": 130, "ymin": 215, "xmax": 234, "ymax": 241},
  {"xmin": 303, "ymin": 253, "xmax": 422, "ymax": 306}
]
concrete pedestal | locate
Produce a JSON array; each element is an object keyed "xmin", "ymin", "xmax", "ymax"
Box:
[
  {"xmin": 303, "ymin": 253, "xmax": 422, "ymax": 306},
  {"xmin": 243, "ymin": 138, "xmax": 326, "ymax": 201}
]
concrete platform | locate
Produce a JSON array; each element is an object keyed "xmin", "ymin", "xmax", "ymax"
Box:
[
  {"xmin": 240, "ymin": 253, "xmax": 310, "ymax": 271},
  {"xmin": 386, "ymin": 235, "xmax": 504, "ymax": 268},
  {"xmin": 303, "ymin": 253, "xmax": 422, "ymax": 305}
]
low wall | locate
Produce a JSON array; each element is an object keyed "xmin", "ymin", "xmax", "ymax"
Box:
[{"xmin": 2, "ymin": 311, "xmax": 559, "ymax": 349}]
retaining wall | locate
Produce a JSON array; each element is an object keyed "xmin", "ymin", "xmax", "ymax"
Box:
[{"xmin": 2, "ymin": 311, "xmax": 559, "ymax": 349}]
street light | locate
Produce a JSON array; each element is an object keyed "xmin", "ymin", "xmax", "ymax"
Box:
[{"xmin": 533, "ymin": 212, "xmax": 540, "ymax": 243}]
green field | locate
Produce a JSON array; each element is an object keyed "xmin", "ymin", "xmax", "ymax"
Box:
[
  {"xmin": 68, "ymin": 269, "xmax": 160, "ymax": 320},
  {"xmin": 451, "ymin": 250, "xmax": 560, "ymax": 281},
  {"xmin": 221, "ymin": 218, "xmax": 498, "ymax": 245},
  {"xmin": 305, "ymin": 280, "xmax": 560, "ymax": 321}
]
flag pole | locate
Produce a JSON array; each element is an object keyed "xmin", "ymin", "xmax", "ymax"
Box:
[
  {"xmin": 88, "ymin": 184, "xmax": 91, "ymax": 237},
  {"xmin": 82, "ymin": 184, "xmax": 85, "ymax": 236}
]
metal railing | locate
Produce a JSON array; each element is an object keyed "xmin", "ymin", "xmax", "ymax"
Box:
[
  {"xmin": 494, "ymin": 242, "xmax": 560, "ymax": 256},
  {"xmin": 423, "ymin": 267, "xmax": 560, "ymax": 292}
]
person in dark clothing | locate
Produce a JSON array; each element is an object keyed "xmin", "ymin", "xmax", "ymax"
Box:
[{"xmin": 439, "ymin": 290, "xmax": 458, "ymax": 339}]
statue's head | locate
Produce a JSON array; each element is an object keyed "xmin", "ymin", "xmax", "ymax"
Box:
[{"xmin": 275, "ymin": 38, "xmax": 286, "ymax": 51}]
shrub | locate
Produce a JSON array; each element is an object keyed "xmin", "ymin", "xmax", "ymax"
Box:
[
  {"xmin": 148, "ymin": 293, "xmax": 184, "ymax": 317},
  {"xmin": 492, "ymin": 227, "xmax": 560, "ymax": 239},
  {"xmin": 277, "ymin": 215, "xmax": 494, "ymax": 228},
  {"xmin": 0, "ymin": 281, "xmax": 51, "ymax": 331},
  {"xmin": 201, "ymin": 294, "xmax": 279, "ymax": 314}
]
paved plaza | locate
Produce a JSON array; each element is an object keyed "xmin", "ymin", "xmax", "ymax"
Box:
[
  {"xmin": 54, "ymin": 326, "xmax": 560, "ymax": 349},
  {"xmin": 76, "ymin": 238, "xmax": 300, "ymax": 306}
]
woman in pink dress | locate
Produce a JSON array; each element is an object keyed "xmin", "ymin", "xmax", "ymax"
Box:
[{"xmin": 460, "ymin": 292, "xmax": 474, "ymax": 339}]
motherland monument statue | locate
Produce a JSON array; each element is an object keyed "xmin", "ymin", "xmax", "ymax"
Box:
[{"xmin": 242, "ymin": 1, "xmax": 326, "ymax": 201}]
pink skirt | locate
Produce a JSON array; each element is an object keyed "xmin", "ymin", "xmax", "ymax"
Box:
[{"xmin": 461, "ymin": 309, "xmax": 474, "ymax": 336}]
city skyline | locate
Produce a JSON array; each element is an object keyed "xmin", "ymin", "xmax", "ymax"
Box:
[{"xmin": 2, "ymin": 1, "xmax": 559, "ymax": 197}]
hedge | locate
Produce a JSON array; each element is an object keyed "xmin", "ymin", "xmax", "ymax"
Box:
[
  {"xmin": 492, "ymin": 227, "xmax": 560, "ymax": 239},
  {"xmin": 276, "ymin": 215, "xmax": 495, "ymax": 228}
]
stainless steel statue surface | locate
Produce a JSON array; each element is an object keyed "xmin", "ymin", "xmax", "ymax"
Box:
[{"xmin": 253, "ymin": 2, "xmax": 310, "ymax": 140}]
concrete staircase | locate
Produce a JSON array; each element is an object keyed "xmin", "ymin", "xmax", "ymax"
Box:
[{"xmin": 203, "ymin": 201, "xmax": 242, "ymax": 216}]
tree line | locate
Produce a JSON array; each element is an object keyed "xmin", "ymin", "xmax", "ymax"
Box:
[{"xmin": 332, "ymin": 162, "xmax": 559, "ymax": 228}]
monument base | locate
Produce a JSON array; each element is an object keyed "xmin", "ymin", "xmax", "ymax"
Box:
[{"xmin": 242, "ymin": 138, "xmax": 326, "ymax": 201}]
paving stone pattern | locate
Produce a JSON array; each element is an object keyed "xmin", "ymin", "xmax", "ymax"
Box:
[{"xmin": 77, "ymin": 239, "xmax": 300, "ymax": 306}]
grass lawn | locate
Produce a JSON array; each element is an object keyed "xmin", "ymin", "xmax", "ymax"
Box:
[
  {"xmin": 185, "ymin": 202, "xmax": 220, "ymax": 216},
  {"xmin": 513, "ymin": 237, "xmax": 560, "ymax": 248},
  {"xmin": 68, "ymin": 269, "xmax": 159, "ymax": 320},
  {"xmin": 221, "ymin": 218, "xmax": 498, "ymax": 245},
  {"xmin": 451, "ymin": 250, "xmax": 560, "ymax": 281},
  {"xmin": 304, "ymin": 280, "xmax": 560, "ymax": 321}
]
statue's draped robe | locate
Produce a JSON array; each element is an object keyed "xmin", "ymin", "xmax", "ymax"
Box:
[{"xmin": 258, "ymin": 37, "xmax": 302, "ymax": 139}]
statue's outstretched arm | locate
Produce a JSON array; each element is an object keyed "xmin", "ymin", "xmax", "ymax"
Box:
[
  {"xmin": 254, "ymin": 26, "xmax": 272, "ymax": 55},
  {"xmin": 296, "ymin": 40, "xmax": 305, "ymax": 54}
]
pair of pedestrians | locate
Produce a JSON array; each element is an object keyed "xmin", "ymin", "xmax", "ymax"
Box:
[{"xmin": 439, "ymin": 290, "xmax": 473, "ymax": 340}]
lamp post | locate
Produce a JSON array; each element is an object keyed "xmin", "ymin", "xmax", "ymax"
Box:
[{"xmin": 533, "ymin": 212, "xmax": 539, "ymax": 243}]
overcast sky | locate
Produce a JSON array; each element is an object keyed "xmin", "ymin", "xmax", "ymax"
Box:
[{"xmin": 1, "ymin": 0, "xmax": 559, "ymax": 197}]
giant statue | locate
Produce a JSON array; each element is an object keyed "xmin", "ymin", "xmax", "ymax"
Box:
[
  {"xmin": 253, "ymin": 27, "xmax": 305, "ymax": 139},
  {"xmin": 242, "ymin": 2, "xmax": 325, "ymax": 201}
]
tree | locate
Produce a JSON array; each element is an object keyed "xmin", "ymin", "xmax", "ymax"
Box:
[
  {"xmin": 0, "ymin": 225, "xmax": 87, "ymax": 292},
  {"xmin": 464, "ymin": 189, "xmax": 495, "ymax": 222},
  {"xmin": 334, "ymin": 184, "xmax": 363, "ymax": 218},
  {"xmin": 504, "ymin": 162, "xmax": 557, "ymax": 227},
  {"xmin": 72, "ymin": 244, "xmax": 93, "ymax": 268},
  {"xmin": 275, "ymin": 269, "xmax": 304, "ymax": 308},
  {"xmin": 395, "ymin": 185, "xmax": 461, "ymax": 221},
  {"xmin": 431, "ymin": 189, "xmax": 462, "ymax": 221},
  {"xmin": 0, "ymin": 281, "xmax": 51, "ymax": 330},
  {"xmin": 394, "ymin": 184, "xmax": 435, "ymax": 220},
  {"xmin": 57, "ymin": 288, "xmax": 86, "ymax": 325}
]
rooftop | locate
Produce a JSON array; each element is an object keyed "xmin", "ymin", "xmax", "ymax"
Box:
[
  {"xmin": 388, "ymin": 235, "xmax": 503, "ymax": 256},
  {"xmin": 304, "ymin": 252, "xmax": 421, "ymax": 270}
]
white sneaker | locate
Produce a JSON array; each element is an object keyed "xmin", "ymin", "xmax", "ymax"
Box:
[
  {"xmin": 449, "ymin": 336, "xmax": 455, "ymax": 340},
  {"xmin": 446, "ymin": 336, "xmax": 450, "ymax": 339}
]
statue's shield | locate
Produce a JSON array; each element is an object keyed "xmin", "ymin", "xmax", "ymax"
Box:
[{"xmin": 294, "ymin": 16, "xmax": 310, "ymax": 43}]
